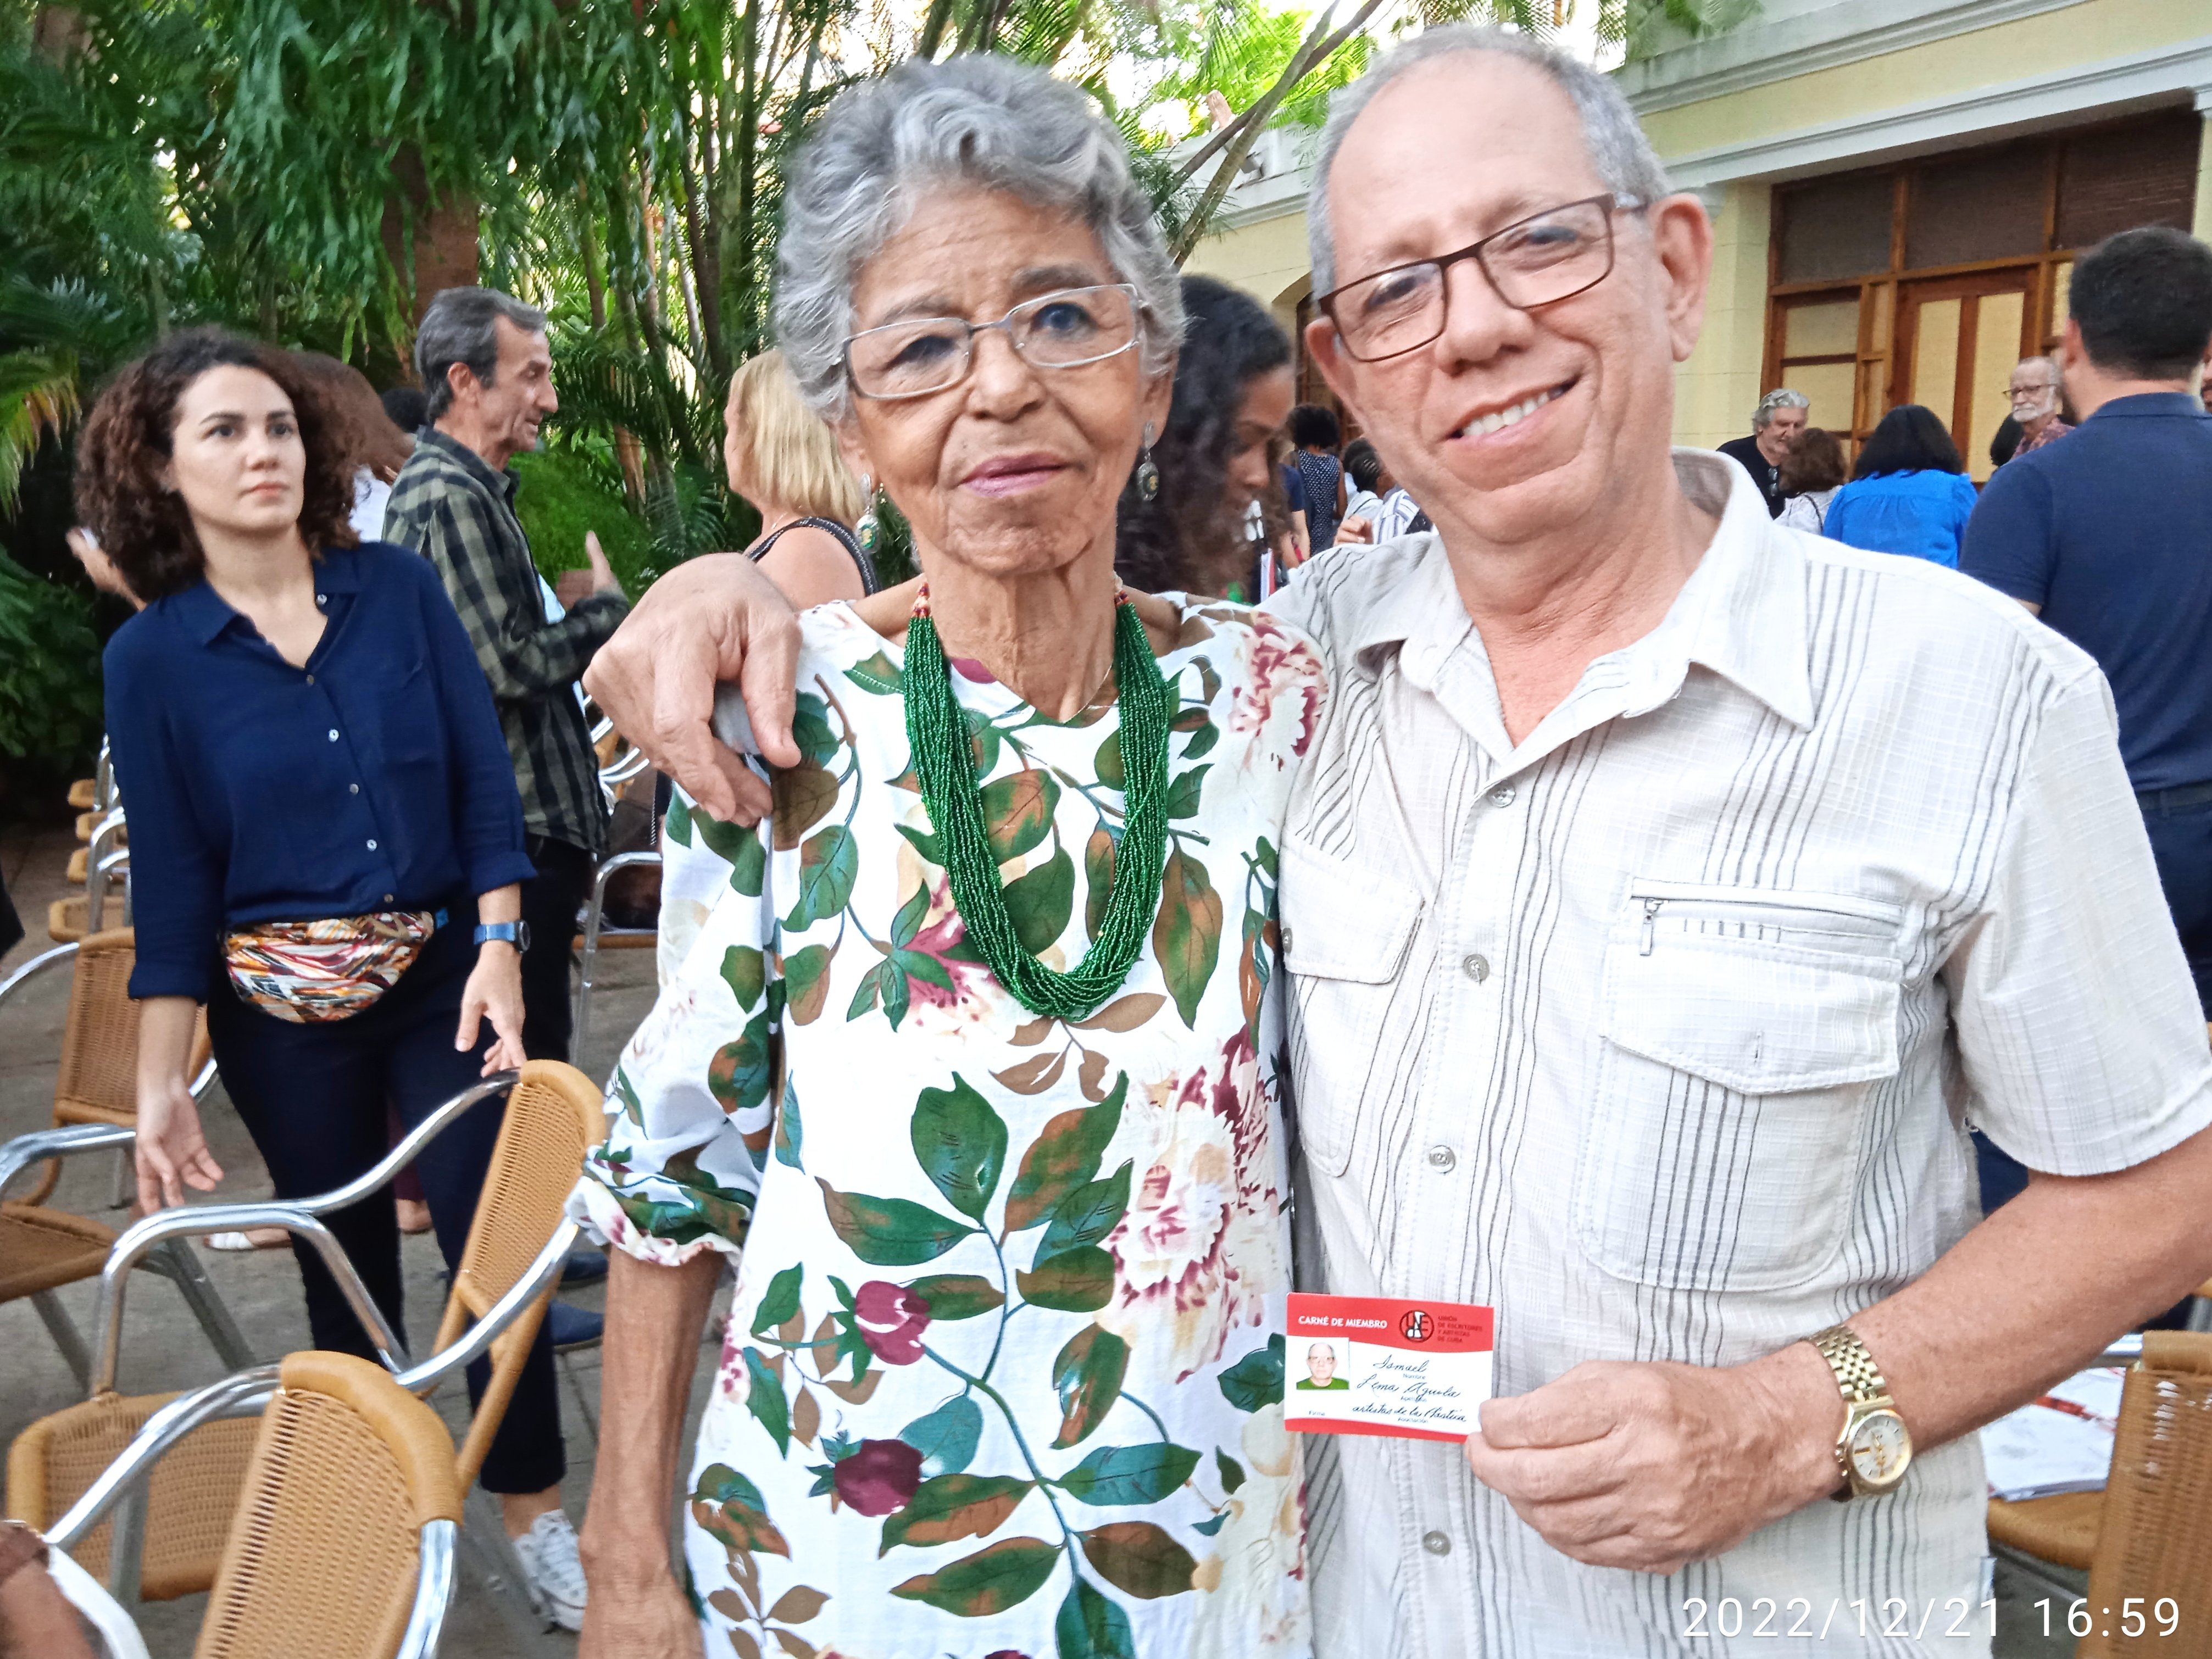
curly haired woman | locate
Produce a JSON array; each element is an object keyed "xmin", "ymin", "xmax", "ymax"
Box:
[{"xmin": 77, "ymin": 327, "xmax": 587, "ymax": 1625}]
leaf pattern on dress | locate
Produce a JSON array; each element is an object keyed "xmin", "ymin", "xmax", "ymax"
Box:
[{"xmin": 569, "ymin": 599, "xmax": 1326, "ymax": 1657}]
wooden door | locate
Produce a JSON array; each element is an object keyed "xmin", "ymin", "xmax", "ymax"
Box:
[{"xmin": 1893, "ymin": 271, "xmax": 2034, "ymax": 482}]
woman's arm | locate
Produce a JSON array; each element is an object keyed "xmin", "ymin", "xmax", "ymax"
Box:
[
  {"xmin": 135, "ymin": 995, "xmax": 223, "ymax": 1211},
  {"xmin": 578, "ymin": 1250, "xmax": 721, "ymax": 1658},
  {"xmin": 455, "ymin": 882, "xmax": 527, "ymax": 1072},
  {"xmin": 755, "ymin": 526, "xmax": 867, "ymax": 610}
]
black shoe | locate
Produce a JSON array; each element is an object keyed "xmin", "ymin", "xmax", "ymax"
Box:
[
  {"xmin": 548, "ymin": 1302, "xmax": 604, "ymax": 1352},
  {"xmin": 560, "ymin": 1248, "xmax": 609, "ymax": 1288}
]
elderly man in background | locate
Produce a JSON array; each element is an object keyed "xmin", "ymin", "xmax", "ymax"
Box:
[
  {"xmin": 2002, "ymin": 353, "xmax": 2071, "ymax": 460},
  {"xmin": 1715, "ymin": 386, "xmax": 1805, "ymax": 516},
  {"xmin": 384, "ymin": 287, "xmax": 629, "ymax": 1066},
  {"xmin": 577, "ymin": 29, "xmax": 2212, "ymax": 1658}
]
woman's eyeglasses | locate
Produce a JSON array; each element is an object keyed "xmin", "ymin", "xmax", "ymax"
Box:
[
  {"xmin": 1316, "ymin": 194, "xmax": 1640, "ymax": 364},
  {"xmin": 844, "ymin": 284, "xmax": 1142, "ymax": 400}
]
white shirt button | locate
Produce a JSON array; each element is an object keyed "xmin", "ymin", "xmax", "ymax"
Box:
[
  {"xmin": 365, "ymin": 838, "xmax": 377, "ymax": 851},
  {"xmin": 1422, "ymin": 1530, "xmax": 1452, "ymax": 1556},
  {"xmin": 327, "ymin": 729, "xmax": 339, "ymax": 742},
  {"xmin": 1489, "ymin": 784, "xmax": 1516, "ymax": 806},
  {"xmin": 1280, "ymin": 927, "xmax": 1294, "ymax": 953},
  {"xmin": 304, "ymin": 673, "xmax": 315, "ymax": 686},
  {"xmin": 316, "ymin": 594, "xmax": 326, "ymax": 606},
  {"xmin": 383, "ymin": 893, "xmax": 393, "ymax": 904},
  {"xmin": 1427, "ymin": 1146, "xmax": 1456, "ymax": 1171},
  {"xmin": 1461, "ymin": 953, "xmax": 1490, "ymax": 983},
  {"xmin": 349, "ymin": 783, "xmax": 360, "ymax": 794}
]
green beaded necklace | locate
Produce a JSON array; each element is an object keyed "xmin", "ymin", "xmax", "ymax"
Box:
[{"xmin": 903, "ymin": 584, "xmax": 1171, "ymax": 1022}]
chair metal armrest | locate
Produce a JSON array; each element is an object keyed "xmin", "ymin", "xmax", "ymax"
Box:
[
  {"xmin": 397, "ymin": 1219, "xmax": 579, "ymax": 1395},
  {"xmin": 87, "ymin": 847, "xmax": 131, "ymax": 933},
  {"xmin": 397, "ymin": 1519, "xmax": 459, "ymax": 1659},
  {"xmin": 0, "ymin": 941, "xmax": 80, "ymax": 1009},
  {"xmin": 45, "ymin": 1366, "xmax": 281, "ymax": 1552},
  {"xmin": 599, "ymin": 747, "xmax": 652, "ymax": 790},
  {"xmin": 0, "ymin": 1122, "xmax": 134, "ymax": 1199},
  {"xmin": 90, "ymin": 1073, "xmax": 518, "ymax": 1393}
]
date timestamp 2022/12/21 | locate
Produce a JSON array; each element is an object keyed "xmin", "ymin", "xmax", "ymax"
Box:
[{"xmin": 1679, "ymin": 1596, "xmax": 2182, "ymax": 1640}]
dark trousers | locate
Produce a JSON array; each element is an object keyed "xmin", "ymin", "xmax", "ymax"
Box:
[
  {"xmin": 1975, "ymin": 784, "xmax": 2212, "ymax": 1328},
  {"xmin": 521, "ymin": 833, "xmax": 594, "ymax": 1061},
  {"xmin": 205, "ymin": 918, "xmax": 565, "ymax": 1494},
  {"xmin": 2138, "ymin": 784, "xmax": 2212, "ymax": 1016}
]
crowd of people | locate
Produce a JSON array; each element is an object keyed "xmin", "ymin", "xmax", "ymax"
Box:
[{"xmin": 34, "ymin": 19, "xmax": 2212, "ymax": 1659}]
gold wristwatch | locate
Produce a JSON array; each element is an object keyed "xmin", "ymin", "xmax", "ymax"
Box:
[{"xmin": 1809, "ymin": 1325, "xmax": 1911, "ymax": 1500}]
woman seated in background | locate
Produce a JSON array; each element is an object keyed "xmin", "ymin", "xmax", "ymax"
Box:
[
  {"xmin": 1820, "ymin": 404, "xmax": 1979, "ymax": 567},
  {"xmin": 725, "ymin": 347, "xmax": 877, "ymax": 605},
  {"xmin": 1114, "ymin": 271, "xmax": 1295, "ymax": 599},
  {"xmin": 573, "ymin": 54, "xmax": 1318, "ymax": 1658},
  {"xmin": 1776, "ymin": 426, "xmax": 1848, "ymax": 534},
  {"xmin": 78, "ymin": 329, "xmax": 587, "ymax": 1627}
]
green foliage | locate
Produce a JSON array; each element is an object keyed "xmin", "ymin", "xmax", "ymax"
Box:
[
  {"xmin": 0, "ymin": 548, "xmax": 103, "ymax": 783},
  {"xmin": 1594, "ymin": 0, "xmax": 1763, "ymax": 59},
  {"xmin": 509, "ymin": 448, "xmax": 658, "ymax": 593}
]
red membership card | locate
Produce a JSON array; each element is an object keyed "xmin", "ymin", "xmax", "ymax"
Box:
[{"xmin": 1283, "ymin": 1293, "xmax": 1494, "ymax": 1443}]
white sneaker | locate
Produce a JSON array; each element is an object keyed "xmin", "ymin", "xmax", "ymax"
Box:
[{"xmin": 512, "ymin": 1508, "xmax": 588, "ymax": 1632}]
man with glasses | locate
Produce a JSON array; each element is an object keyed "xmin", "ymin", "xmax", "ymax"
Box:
[
  {"xmin": 1715, "ymin": 387, "xmax": 1808, "ymax": 516},
  {"xmin": 574, "ymin": 27, "xmax": 2212, "ymax": 1657},
  {"xmin": 1999, "ymin": 354, "xmax": 2071, "ymax": 463}
]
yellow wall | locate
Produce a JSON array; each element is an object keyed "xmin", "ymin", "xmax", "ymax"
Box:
[
  {"xmin": 1637, "ymin": 0, "xmax": 2204, "ymax": 160},
  {"xmin": 1674, "ymin": 182, "xmax": 1772, "ymax": 448},
  {"xmin": 1181, "ymin": 210, "xmax": 1314, "ymax": 338}
]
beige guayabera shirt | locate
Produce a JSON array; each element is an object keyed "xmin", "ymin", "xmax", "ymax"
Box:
[{"xmin": 1263, "ymin": 452, "xmax": 2212, "ymax": 1658}]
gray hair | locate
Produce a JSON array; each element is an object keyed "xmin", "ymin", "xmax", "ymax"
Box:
[
  {"xmin": 415, "ymin": 287, "xmax": 548, "ymax": 421},
  {"xmin": 1752, "ymin": 387, "xmax": 1809, "ymax": 428},
  {"xmin": 774, "ymin": 55, "xmax": 1185, "ymax": 420},
  {"xmin": 1308, "ymin": 26, "xmax": 1671, "ymax": 296}
]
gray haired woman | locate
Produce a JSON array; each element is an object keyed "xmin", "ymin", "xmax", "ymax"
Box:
[{"xmin": 573, "ymin": 54, "xmax": 1322, "ymax": 1659}]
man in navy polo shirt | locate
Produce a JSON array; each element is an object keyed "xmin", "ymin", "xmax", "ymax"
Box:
[{"xmin": 1963, "ymin": 226, "xmax": 2212, "ymax": 1218}]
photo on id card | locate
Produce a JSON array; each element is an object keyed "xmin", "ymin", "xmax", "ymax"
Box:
[{"xmin": 1283, "ymin": 1293, "xmax": 1494, "ymax": 1441}]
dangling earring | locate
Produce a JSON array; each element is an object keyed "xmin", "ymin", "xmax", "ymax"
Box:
[
  {"xmin": 855, "ymin": 472, "xmax": 880, "ymax": 554},
  {"xmin": 1135, "ymin": 422, "xmax": 1160, "ymax": 503}
]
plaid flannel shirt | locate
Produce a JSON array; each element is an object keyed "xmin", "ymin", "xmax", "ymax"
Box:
[{"xmin": 382, "ymin": 428, "xmax": 628, "ymax": 858}]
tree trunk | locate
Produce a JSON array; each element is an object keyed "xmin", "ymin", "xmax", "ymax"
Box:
[{"xmin": 380, "ymin": 144, "xmax": 480, "ymax": 348}]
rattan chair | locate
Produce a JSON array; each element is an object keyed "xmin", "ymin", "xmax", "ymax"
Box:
[
  {"xmin": 1988, "ymin": 1332, "xmax": 2212, "ymax": 1656},
  {"xmin": 0, "ymin": 1124, "xmax": 249, "ymax": 1393},
  {"xmin": 0, "ymin": 928, "xmax": 214, "ymax": 1210},
  {"xmin": 91, "ymin": 1062, "xmax": 604, "ymax": 1489},
  {"xmin": 36, "ymin": 1352, "xmax": 463, "ymax": 1659}
]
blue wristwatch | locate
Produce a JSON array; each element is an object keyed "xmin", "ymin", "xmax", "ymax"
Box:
[{"xmin": 474, "ymin": 920, "xmax": 531, "ymax": 951}]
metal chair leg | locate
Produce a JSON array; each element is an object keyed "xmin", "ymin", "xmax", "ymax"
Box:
[
  {"xmin": 151, "ymin": 1238, "xmax": 257, "ymax": 1372},
  {"xmin": 31, "ymin": 1289, "xmax": 92, "ymax": 1391},
  {"xmin": 462, "ymin": 1487, "xmax": 554, "ymax": 1637},
  {"xmin": 108, "ymin": 1146, "xmax": 131, "ymax": 1210}
]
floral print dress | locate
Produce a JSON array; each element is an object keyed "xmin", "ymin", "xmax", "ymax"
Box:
[{"xmin": 572, "ymin": 599, "xmax": 1325, "ymax": 1659}]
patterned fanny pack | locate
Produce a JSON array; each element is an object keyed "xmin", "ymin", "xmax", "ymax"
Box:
[{"xmin": 222, "ymin": 908, "xmax": 447, "ymax": 1023}]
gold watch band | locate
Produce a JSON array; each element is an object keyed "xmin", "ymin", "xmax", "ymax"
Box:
[{"xmin": 1810, "ymin": 1324, "xmax": 1891, "ymax": 1406}]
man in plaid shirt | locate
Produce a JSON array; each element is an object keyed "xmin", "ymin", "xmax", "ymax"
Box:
[{"xmin": 383, "ymin": 287, "xmax": 629, "ymax": 1066}]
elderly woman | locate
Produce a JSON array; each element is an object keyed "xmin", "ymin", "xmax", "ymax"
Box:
[{"xmin": 573, "ymin": 55, "xmax": 1321, "ymax": 1659}]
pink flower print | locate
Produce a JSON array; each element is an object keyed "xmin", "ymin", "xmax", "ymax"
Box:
[
  {"xmin": 853, "ymin": 1281, "xmax": 932, "ymax": 1366},
  {"xmin": 1227, "ymin": 619, "xmax": 1323, "ymax": 759},
  {"xmin": 833, "ymin": 1438, "xmax": 925, "ymax": 1516}
]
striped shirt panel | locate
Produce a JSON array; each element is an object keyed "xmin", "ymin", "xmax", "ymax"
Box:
[{"xmin": 1264, "ymin": 451, "xmax": 2212, "ymax": 1658}]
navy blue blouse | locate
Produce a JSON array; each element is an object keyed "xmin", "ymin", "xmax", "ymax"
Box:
[{"xmin": 103, "ymin": 541, "xmax": 537, "ymax": 1001}]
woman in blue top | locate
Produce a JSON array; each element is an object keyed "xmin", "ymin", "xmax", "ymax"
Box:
[
  {"xmin": 1820, "ymin": 403, "xmax": 1980, "ymax": 567},
  {"xmin": 78, "ymin": 329, "xmax": 583, "ymax": 1617}
]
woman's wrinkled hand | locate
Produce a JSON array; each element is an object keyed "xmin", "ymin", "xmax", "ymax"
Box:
[
  {"xmin": 135, "ymin": 1078, "xmax": 223, "ymax": 1213},
  {"xmin": 577, "ymin": 1563, "xmax": 703, "ymax": 1659},
  {"xmin": 581, "ymin": 552, "xmax": 802, "ymax": 826},
  {"xmin": 457, "ymin": 944, "xmax": 528, "ymax": 1073}
]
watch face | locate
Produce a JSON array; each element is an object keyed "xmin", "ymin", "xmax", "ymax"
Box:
[{"xmin": 1847, "ymin": 1410, "xmax": 1911, "ymax": 1488}]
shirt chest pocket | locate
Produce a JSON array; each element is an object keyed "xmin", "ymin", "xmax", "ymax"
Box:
[
  {"xmin": 1279, "ymin": 836, "xmax": 1425, "ymax": 1178},
  {"xmin": 1573, "ymin": 882, "xmax": 1905, "ymax": 1294}
]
